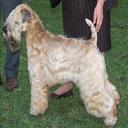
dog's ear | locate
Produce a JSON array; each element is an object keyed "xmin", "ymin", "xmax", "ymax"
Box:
[{"xmin": 21, "ymin": 9, "xmax": 31, "ymax": 23}]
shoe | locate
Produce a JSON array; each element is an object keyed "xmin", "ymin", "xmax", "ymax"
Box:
[
  {"xmin": 50, "ymin": 90, "xmax": 73, "ymax": 99},
  {"xmin": 5, "ymin": 78, "xmax": 18, "ymax": 91}
]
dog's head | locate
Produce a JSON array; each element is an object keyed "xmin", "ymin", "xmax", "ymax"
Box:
[{"xmin": 3, "ymin": 4, "xmax": 32, "ymax": 52}]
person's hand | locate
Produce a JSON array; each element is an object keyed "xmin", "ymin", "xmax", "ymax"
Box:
[{"xmin": 93, "ymin": 2, "xmax": 104, "ymax": 32}]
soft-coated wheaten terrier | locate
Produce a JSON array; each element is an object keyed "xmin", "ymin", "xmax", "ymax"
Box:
[{"xmin": 3, "ymin": 4, "xmax": 120, "ymax": 127}]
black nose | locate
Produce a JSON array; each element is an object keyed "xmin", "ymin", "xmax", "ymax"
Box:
[{"xmin": 3, "ymin": 25, "xmax": 7, "ymax": 33}]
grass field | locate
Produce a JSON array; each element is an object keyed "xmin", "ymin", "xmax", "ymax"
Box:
[{"xmin": 0, "ymin": 0, "xmax": 128, "ymax": 128}]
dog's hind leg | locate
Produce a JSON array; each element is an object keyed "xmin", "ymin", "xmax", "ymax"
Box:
[
  {"xmin": 77, "ymin": 78, "xmax": 117, "ymax": 127},
  {"xmin": 105, "ymin": 80, "xmax": 120, "ymax": 106}
]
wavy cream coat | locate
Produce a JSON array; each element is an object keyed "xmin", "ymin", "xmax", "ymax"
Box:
[{"xmin": 4, "ymin": 4, "xmax": 120, "ymax": 127}]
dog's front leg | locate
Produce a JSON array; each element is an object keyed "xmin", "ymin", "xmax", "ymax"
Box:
[{"xmin": 30, "ymin": 77, "xmax": 48, "ymax": 116}]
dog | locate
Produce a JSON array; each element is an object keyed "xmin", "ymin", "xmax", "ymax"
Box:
[{"xmin": 3, "ymin": 4, "xmax": 120, "ymax": 127}]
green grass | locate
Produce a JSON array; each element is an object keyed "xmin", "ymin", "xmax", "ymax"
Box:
[{"xmin": 0, "ymin": 0, "xmax": 128, "ymax": 127}]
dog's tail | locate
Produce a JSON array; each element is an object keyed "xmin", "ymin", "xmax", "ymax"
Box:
[{"xmin": 85, "ymin": 18, "xmax": 97, "ymax": 46}]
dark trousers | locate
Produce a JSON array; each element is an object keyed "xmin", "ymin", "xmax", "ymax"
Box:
[{"xmin": 0, "ymin": 0, "xmax": 22, "ymax": 79}]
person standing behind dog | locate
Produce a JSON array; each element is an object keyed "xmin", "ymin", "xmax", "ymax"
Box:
[
  {"xmin": 50, "ymin": 0, "xmax": 118, "ymax": 98},
  {"xmin": 0, "ymin": 0, "xmax": 22, "ymax": 91}
]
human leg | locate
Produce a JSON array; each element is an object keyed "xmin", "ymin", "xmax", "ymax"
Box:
[
  {"xmin": 1, "ymin": 0, "xmax": 22, "ymax": 91},
  {"xmin": 50, "ymin": 82, "xmax": 73, "ymax": 99}
]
